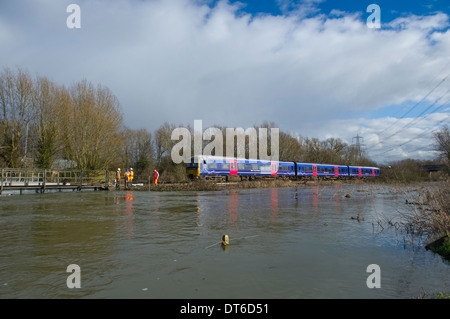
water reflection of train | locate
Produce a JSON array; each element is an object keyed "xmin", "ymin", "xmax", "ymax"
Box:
[{"xmin": 186, "ymin": 155, "xmax": 380, "ymax": 180}]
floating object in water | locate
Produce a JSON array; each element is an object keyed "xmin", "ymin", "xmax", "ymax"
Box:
[
  {"xmin": 205, "ymin": 234, "xmax": 259, "ymax": 249},
  {"xmin": 221, "ymin": 234, "xmax": 229, "ymax": 246}
]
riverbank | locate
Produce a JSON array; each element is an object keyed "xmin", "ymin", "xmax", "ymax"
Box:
[{"xmin": 130, "ymin": 178, "xmax": 370, "ymax": 192}]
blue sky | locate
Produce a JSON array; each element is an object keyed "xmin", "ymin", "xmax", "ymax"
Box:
[
  {"xmin": 216, "ymin": 0, "xmax": 450, "ymax": 22},
  {"xmin": 0, "ymin": 0, "xmax": 449, "ymax": 164}
]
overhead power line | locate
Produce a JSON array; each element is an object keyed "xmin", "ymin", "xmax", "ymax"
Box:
[
  {"xmin": 369, "ymin": 116, "xmax": 450, "ymax": 158},
  {"xmin": 381, "ymin": 90, "xmax": 450, "ymax": 140},
  {"xmin": 377, "ymin": 74, "xmax": 448, "ymax": 137}
]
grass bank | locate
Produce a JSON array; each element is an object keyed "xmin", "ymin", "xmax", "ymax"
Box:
[{"xmin": 130, "ymin": 178, "xmax": 366, "ymax": 192}]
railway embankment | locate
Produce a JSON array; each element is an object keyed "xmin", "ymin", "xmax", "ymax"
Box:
[{"xmin": 133, "ymin": 177, "xmax": 367, "ymax": 192}]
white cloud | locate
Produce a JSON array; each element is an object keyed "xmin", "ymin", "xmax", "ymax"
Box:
[
  {"xmin": 0, "ymin": 0, "xmax": 449, "ymax": 163},
  {"xmin": 303, "ymin": 111, "xmax": 450, "ymax": 164}
]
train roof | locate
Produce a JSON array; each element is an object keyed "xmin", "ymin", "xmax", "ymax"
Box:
[{"xmin": 190, "ymin": 155, "xmax": 280, "ymax": 162}]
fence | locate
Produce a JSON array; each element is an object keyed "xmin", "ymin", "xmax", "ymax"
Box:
[
  {"xmin": 0, "ymin": 168, "xmax": 170, "ymax": 194},
  {"xmin": 0, "ymin": 168, "xmax": 111, "ymax": 194}
]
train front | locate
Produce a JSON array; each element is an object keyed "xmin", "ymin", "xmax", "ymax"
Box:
[{"xmin": 186, "ymin": 157, "xmax": 200, "ymax": 179}]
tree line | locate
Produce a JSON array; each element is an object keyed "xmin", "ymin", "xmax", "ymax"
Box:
[
  {"xmin": 0, "ymin": 67, "xmax": 136, "ymax": 173},
  {"xmin": 2, "ymin": 66, "xmax": 447, "ymax": 182}
]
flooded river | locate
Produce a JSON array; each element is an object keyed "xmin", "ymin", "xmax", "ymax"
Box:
[{"xmin": 1, "ymin": 184, "xmax": 449, "ymax": 299}]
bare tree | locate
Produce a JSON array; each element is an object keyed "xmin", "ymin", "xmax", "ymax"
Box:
[
  {"xmin": 31, "ymin": 76, "xmax": 64, "ymax": 168},
  {"xmin": 0, "ymin": 67, "xmax": 34, "ymax": 167},
  {"xmin": 155, "ymin": 122, "xmax": 176, "ymax": 166},
  {"xmin": 62, "ymin": 79, "xmax": 123, "ymax": 170},
  {"xmin": 122, "ymin": 127, "xmax": 154, "ymax": 175},
  {"xmin": 434, "ymin": 125, "xmax": 450, "ymax": 166}
]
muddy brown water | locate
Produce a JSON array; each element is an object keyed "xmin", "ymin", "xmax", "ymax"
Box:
[{"xmin": 1, "ymin": 184, "xmax": 449, "ymax": 298}]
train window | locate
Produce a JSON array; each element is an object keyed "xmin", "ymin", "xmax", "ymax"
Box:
[
  {"xmin": 208, "ymin": 162, "xmax": 217, "ymax": 169},
  {"xmin": 252, "ymin": 164, "xmax": 259, "ymax": 170},
  {"xmin": 222, "ymin": 163, "xmax": 229, "ymax": 169},
  {"xmin": 245, "ymin": 164, "xmax": 251, "ymax": 170},
  {"xmin": 238, "ymin": 164, "xmax": 245, "ymax": 170},
  {"xmin": 186, "ymin": 162, "xmax": 198, "ymax": 169}
]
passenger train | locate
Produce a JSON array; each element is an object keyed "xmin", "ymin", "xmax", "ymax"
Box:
[{"xmin": 186, "ymin": 155, "xmax": 380, "ymax": 180}]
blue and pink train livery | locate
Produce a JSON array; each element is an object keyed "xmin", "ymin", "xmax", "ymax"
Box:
[{"xmin": 186, "ymin": 155, "xmax": 380, "ymax": 179}]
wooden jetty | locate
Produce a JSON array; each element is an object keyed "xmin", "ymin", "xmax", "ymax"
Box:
[{"xmin": 0, "ymin": 168, "xmax": 110, "ymax": 195}]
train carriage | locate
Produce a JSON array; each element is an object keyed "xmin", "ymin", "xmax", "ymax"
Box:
[
  {"xmin": 187, "ymin": 155, "xmax": 279, "ymax": 179},
  {"xmin": 296, "ymin": 163, "xmax": 349, "ymax": 178},
  {"xmin": 276, "ymin": 161, "xmax": 296, "ymax": 177},
  {"xmin": 348, "ymin": 166, "xmax": 380, "ymax": 177},
  {"xmin": 186, "ymin": 155, "xmax": 380, "ymax": 180}
]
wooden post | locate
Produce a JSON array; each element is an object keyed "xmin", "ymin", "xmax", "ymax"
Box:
[
  {"xmin": 42, "ymin": 169, "xmax": 46, "ymax": 193},
  {"xmin": 1, "ymin": 169, "xmax": 3, "ymax": 195}
]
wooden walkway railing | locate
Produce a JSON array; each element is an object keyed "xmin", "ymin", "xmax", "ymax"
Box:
[{"xmin": 0, "ymin": 168, "xmax": 110, "ymax": 195}]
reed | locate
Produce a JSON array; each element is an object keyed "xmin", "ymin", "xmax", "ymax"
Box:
[{"xmin": 401, "ymin": 180, "xmax": 450, "ymax": 239}]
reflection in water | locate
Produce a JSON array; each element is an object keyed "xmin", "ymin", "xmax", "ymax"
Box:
[
  {"xmin": 152, "ymin": 192, "xmax": 159, "ymax": 212},
  {"xmin": 114, "ymin": 191, "xmax": 136, "ymax": 239},
  {"xmin": 228, "ymin": 192, "xmax": 238, "ymax": 224},
  {"xmin": 312, "ymin": 186, "xmax": 319, "ymax": 214},
  {"xmin": 333, "ymin": 184, "xmax": 342, "ymax": 215},
  {"xmin": 270, "ymin": 188, "xmax": 278, "ymax": 223},
  {"xmin": 123, "ymin": 191, "xmax": 134, "ymax": 239}
]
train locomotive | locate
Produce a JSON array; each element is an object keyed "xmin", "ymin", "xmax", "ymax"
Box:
[{"xmin": 186, "ymin": 155, "xmax": 380, "ymax": 180}]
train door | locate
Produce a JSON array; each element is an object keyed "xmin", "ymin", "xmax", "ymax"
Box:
[
  {"xmin": 312, "ymin": 165, "xmax": 317, "ymax": 176},
  {"xmin": 372, "ymin": 168, "xmax": 375, "ymax": 177},
  {"xmin": 334, "ymin": 166, "xmax": 339, "ymax": 177},
  {"xmin": 271, "ymin": 162, "xmax": 277, "ymax": 176},
  {"xmin": 358, "ymin": 167, "xmax": 362, "ymax": 177},
  {"xmin": 230, "ymin": 159, "xmax": 237, "ymax": 175}
]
